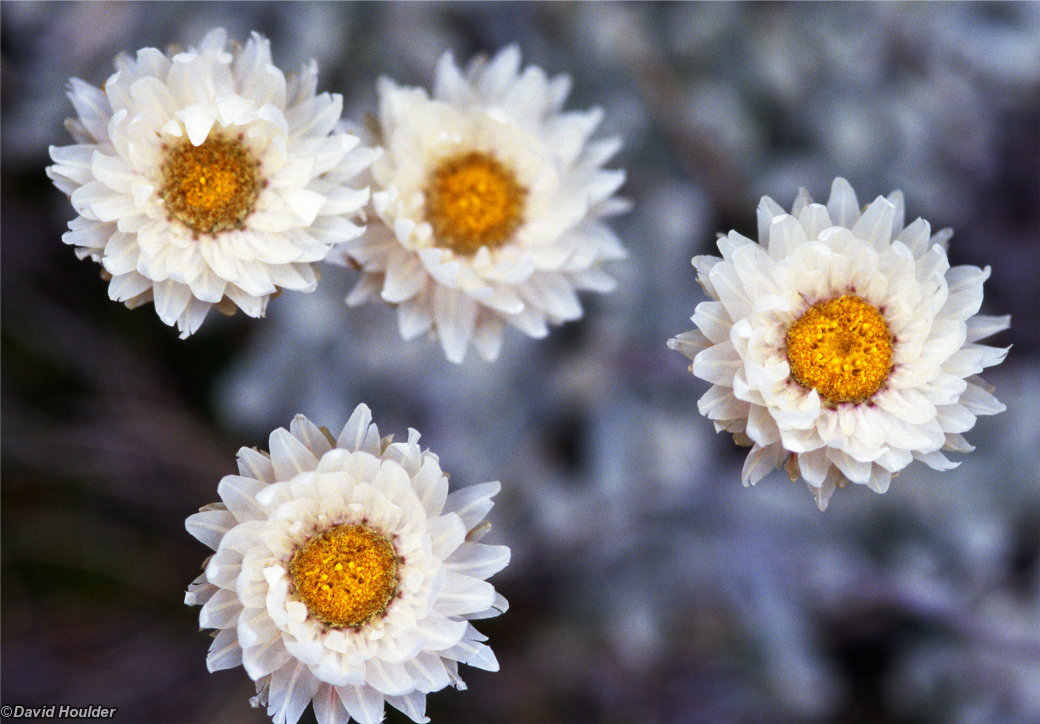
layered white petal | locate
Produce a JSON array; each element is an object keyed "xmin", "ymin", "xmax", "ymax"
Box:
[
  {"xmin": 186, "ymin": 405, "xmax": 508, "ymax": 724},
  {"xmin": 329, "ymin": 46, "xmax": 626, "ymax": 362},
  {"xmin": 48, "ymin": 28, "xmax": 371, "ymax": 338},
  {"xmin": 670, "ymin": 177, "xmax": 1008, "ymax": 510}
]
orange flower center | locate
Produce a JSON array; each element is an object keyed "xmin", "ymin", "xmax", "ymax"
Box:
[
  {"xmin": 785, "ymin": 294, "xmax": 893, "ymax": 403},
  {"xmin": 160, "ymin": 134, "xmax": 260, "ymax": 236},
  {"xmin": 289, "ymin": 524, "xmax": 398, "ymax": 628},
  {"xmin": 424, "ymin": 151, "xmax": 526, "ymax": 255}
]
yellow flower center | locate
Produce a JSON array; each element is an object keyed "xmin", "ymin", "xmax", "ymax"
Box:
[
  {"xmin": 289, "ymin": 524, "xmax": 398, "ymax": 628},
  {"xmin": 160, "ymin": 134, "xmax": 260, "ymax": 236},
  {"xmin": 785, "ymin": 294, "xmax": 893, "ymax": 404},
  {"xmin": 425, "ymin": 151, "xmax": 526, "ymax": 255}
]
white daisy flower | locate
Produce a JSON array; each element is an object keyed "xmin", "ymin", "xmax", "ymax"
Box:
[
  {"xmin": 47, "ymin": 28, "xmax": 373, "ymax": 338},
  {"xmin": 185, "ymin": 404, "xmax": 509, "ymax": 724},
  {"xmin": 330, "ymin": 45, "xmax": 628, "ymax": 363},
  {"xmin": 668, "ymin": 178, "xmax": 1010, "ymax": 511}
]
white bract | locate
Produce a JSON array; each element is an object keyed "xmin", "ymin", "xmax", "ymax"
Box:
[
  {"xmin": 331, "ymin": 45, "xmax": 628, "ymax": 362},
  {"xmin": 669, "ymin": 178, "xmax": 1009, "ymax": 510},
  {"xmin": 48, "ymin": 29, "xmax": 373, "ymax": 337},
  {"xmin": 185, "ymin": 404, "xmax": 509, "ymax": 724}
]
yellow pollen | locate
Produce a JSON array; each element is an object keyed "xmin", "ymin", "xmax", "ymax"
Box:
[
  {"xmin": 160, "ymin": 135, "xmax": 260, "ymax": 236},
  {"xmin": 425, "ymin": 151, "xmax": 526, "ymax": 255},
  {"xmin": 289, "ymin": 524, "xmax": 398, "ymax": 628},
  {"xmin": 785, "ymin": 294, "xmax": 893, "ymax": 404}
]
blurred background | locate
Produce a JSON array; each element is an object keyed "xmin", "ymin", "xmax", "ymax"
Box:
[{"xmin": 3, "ymin": 2, "xmax": 1039, "ymax": 723}]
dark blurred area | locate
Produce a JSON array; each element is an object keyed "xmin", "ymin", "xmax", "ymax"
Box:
[{"xmin": 2, "ymin": 3, "xmax": 1039, "ymax": 723}]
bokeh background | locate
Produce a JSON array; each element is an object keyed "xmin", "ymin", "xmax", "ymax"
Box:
[{"xmin": 3, "ymin": 2, "xmax": 1039, "ymax": 723}]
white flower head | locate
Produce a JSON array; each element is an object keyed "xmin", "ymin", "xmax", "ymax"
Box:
[
  {"xmin": 47, "ymin": 29, "xmax": 374, "ymax": 337},
  {"xmin": 669, "ymin": 178, "xmax": 1010, "ymax": 511},
  {"xmin": 330, "ymin": 45, "xmax": 628, "ymax": 363},
  {"xmin": 185, "ymin": 404, "xmax": 510, "ymax": 724}
]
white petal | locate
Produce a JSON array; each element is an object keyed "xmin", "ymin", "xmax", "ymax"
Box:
[
  {"xmin": 185, "ymin": 508, "xmax": 236, "ymax": 550},
  {"xmin": 428, "ymin": 514, "xmax": 467, "ymax": 560},
  {"xmin": 471, "ymin": 314, "xmax": 506, "ymax": 361},
  {"xmin": 206, "ymin": 626, "xmax": 243, "ymax": 672},
  {"xmin": 935, "ymin": 404, "xmax": 976, "ymax": 434},
  {"xmin": 741, "ymin": 444, "xmax": 783, "ymax": 486},
  {"xmin": 811, "ymin": 478, "xmax": 839, "ymax": 511},
  {"xmin": 268, "ymin": 662, "xmax": 320, "ymax": 724},
  {"xmin": 72, "ymin": 180, "xmax": 137, "ymax": 222},
  {"xmin": 383, "ymin": 252, "xmax": 428, "ymax": 303},
  {"xmin": 346, "ymin": 274, "xmax": 382, "ymax": 306},
  {"xmin": 237, "ymin": 446, "xmax": 276, "ymax": 482},
  {"xmin": 692, "ymin": 341, "xmax": 741, "ymax": 387},
  {"xmin": 447, "ymin": 542, "xmax": 510, "ymax": 580},
  {"xmin": 217, "ymin": 474, "xmax": 267, "ymax": 521},
  {"xmin": 152, "ymin": 279, "xmax": 193, "ymax": 326},
  {"xmin": 66, "ymin": 78, "xmax": 111, "ymax": 141},
  {"xmin": 282, "ymin": 188, "xmax": 327, "ymax": 226},
  {"xmin": 434, "ymin": 287, "xmax": 477, "ymax": 364},
  {"xmin": 238, "ymin": 605, "xmax": 279, "ymax": 649},
  {"xmin": 223, "ymin": 284, "xmax": 267, "ymax": 319},
  {"xmin": 916, "ymin": 450, "xmax": 959, "ymax": 471},
  {"xmin": 896, "ymin": 217, "xmax": 933, "ymax": 257},
  {"xmin": 289, "ymin": 415, "xmax": 334, "ymax": 457},
  {"xmin": 108, "ymin": 272, "xmax": 153, "ymax": 303},
  {"xmin": 851, "ymin": 196, "xmax": 896, "ymax": 250},
  {"xmin": 445, "ymin": 481, "xmax": 500, "ymax": 530},
  {"xmin": 435, "ymin": 572, "xmax": 496, "ymax": 617},
  {"xmin": 886, "ymin": 189, "xmax": 905, "ymax": 237},
  {"xmin": 668, "ymin": 329, "xmax": 710, "ymax": 359},
  {"xmin": 826, "ymin": 177, "xmax": 860, "ymax": 228},
  {"xmin": 958, "ymin": 381, "xmax": 1006, "ymax": 416},
  {"xmin": 199, "ymin": 587, "xmax": 241, "ymax": 629},
  {"xmin": 409, "ymin": 457, "xmax": 448, "ymax": 517},
  {"xmin": 335, "ymin": 685, "xmax": 385, "ymax": 724},
  {"xmin": 241, "ymin": 630, "xmax": 293, "ymax": 680},
  {"xmin": 504, "ymin": 305, "xmax": 549, "ymax": 339},
  {"xmin": 698, "ymin": 384, "xmax": 750, "ymax": 422},
  {"xmin": 965, "ymin": 314, "xmax": 1010, "ymax": 343},
  {"xmin": 745, "ymin": 404, "xmax": 781, "ymax": 446},
  {"xmin": 386, "ymin": 692, "xmax": 430, "ymax": 724},
  {"xmin": 767, "ymin": 214, "xmax": 807, "ymax": 259},
  {"xmin": 521, "ymin": 273, "xmax": 582, "ymax": 322},
  {"xmin": 756, "ymin": 195, "xmax": 786, "ymax": 245},
  {"xmin": 797, "ymin": 203, "xmax": 833, "ymax": 241},
  {"xmin": 269, "ymin": 427, "xmax": 321, "ymax": 480},
  {"xmin": 798, "ymin": 449, "xmax": 831, "ymax": 486},
  {"xmin": 827, "ymin": 449, "xmax": 872, "ymax": 484},
  {"xmin": 312, "ymin": 686, "xmax": 351, "ymax": 724},
  {"xmin": 866, "ymin": 465, "xmax": 892, "ymax": 494},
  {"xmin": 397, "ymin": 296, "xmax": 433, "ymax": 340},
  {"xmin": 337, "ymin": 404, "xmax": 380, "ymax": 453},
  {"xmin": 451, "ymin": 633, "xmax": 499, "ymax": 671},
  {"xmin": 707, "ymin": 261, "xmax": 752, "ymax": 321}
]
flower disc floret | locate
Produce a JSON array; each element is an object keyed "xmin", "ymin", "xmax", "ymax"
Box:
[
  {"xmin": 289, "ymin": 524, "xmax": 398, "ymax": 628},
  {"xmin": 160, "ymin": 135, "xmax": 261, "ymax": 236},
  {"xmin": 425, "ymin": 151, "xmax": 526, "ymax": 255},
  {"xmin": 786, "ymin": 294, "xmax": 893, "ymax": 403}
]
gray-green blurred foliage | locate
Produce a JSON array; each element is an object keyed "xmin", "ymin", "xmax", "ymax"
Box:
[{"xmin": 3, "ymin": 3, "xmax": 1038, "ymax": 723}]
